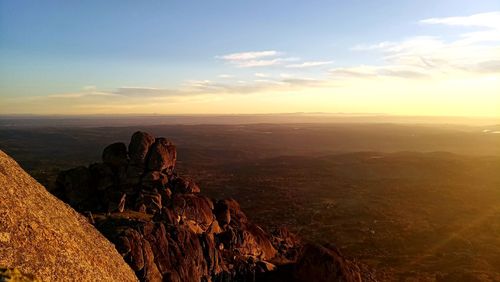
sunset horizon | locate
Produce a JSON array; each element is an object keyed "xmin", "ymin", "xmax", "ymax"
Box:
[{"xmin": 1, "ymin": 1, "xmax": 499, "ymax": 117}]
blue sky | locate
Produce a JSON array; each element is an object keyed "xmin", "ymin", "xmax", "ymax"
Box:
[{"xmin": 1, "ymin": 1, "xmax": 499, "ymax": 115}]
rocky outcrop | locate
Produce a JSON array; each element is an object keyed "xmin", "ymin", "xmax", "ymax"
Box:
[
  {"xmin": 293, "ymin": 244, "xmax": 362, "ymax": 282},
  {"xmin": 54, "ymin": 131, "xmax": 366, "ymax": 281},
  {"xmin": 0, "ymin": 150, "xmax": 138, "ymax": 282}
]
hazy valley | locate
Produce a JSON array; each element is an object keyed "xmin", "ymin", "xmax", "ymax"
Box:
[{"xmin": 1, "ymin": 120, "xmax": 499, "ymax": 280}]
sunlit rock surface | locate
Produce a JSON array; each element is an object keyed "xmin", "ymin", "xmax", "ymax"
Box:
[{"xmin": 0, "ymin": 150, "xmax": 138, "ymax": 282}]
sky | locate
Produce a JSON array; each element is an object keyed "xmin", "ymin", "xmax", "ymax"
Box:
[{"xmin": 0, "ymin": 0, "xmax": 499, "ymax": 116}]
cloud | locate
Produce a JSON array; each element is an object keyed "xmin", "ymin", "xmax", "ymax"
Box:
[
  {"xmin": 217, "ymin": 50, "xmax": 299, "ymax": 68},
  {"xmin": 329, "ymin": 65, "xmax": 427, "ymax": 79},
  {"xmin": 219, "ymin": 51, "xmax": 333, "ymax": 70},
  {"xmin": 219, "ymin": 50, "xmax": 281, "ymax": 61},
  {"xmin": 113, "ymin": 87, "xmax": 182, "ymax": 97},
  {"xmin": 420, "ymin": 11, "xmax": 500, "ymax": 29},
  {"xmin": 47, "ymin": 87, "xmax": 120, "ymax": 99},
  {"xmin": 7, "ymin": 11, "xmax": 499, "ymax": 115},
  {"xmin": 42, "ymin": 86, "xmax": 185, "ymax": 101},
  {"xmin": 182, "ymin": 75, "xmax": 330, "ymax": 95},
  {"xmin": 476, "ymin": 60, "xmax": 500, "ymax": 73},
  {"xmin": 349, "ymin": 12, "xmax": 500, "ymax": 79},
  {"xmin": 286, "ymin": 61, "xmax": 334, "ymax": 68},
  {"xmin": 254, "ymin": 73, "xmax": 270, "ymax": 78}
]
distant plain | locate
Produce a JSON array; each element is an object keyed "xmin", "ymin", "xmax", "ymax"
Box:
[{"xmin": 1, "ymin": 116, "xmax": 499, "ymax": 280}]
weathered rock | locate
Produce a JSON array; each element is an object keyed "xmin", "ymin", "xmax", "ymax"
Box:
[
  {"xmin": 142, "ymin": 222, "xmax": 171, "ymax": 275},
  {"xmin": 170, "ymin": 177, "xmax": 200, "ymax": 194},
  {"xmin": 256, "ymin": 261, "xmax": 276, "ymax": 272},
  {"xmin": 293, "ymin": 243, "xmax": 362, "ymax": 282},
  {"xmin": 139, "ymin": 239, "xmax": 162, "ymax": 282},
  {"xmin": 122, "ymin": 228, "xmax": 146, "ymax": 271},
  {"xmin": 142, "ymin": 171, "xmax": 168, "ymax": 188},
  {"xmin": 129, "ymin": 131, "xmax": 155, "ymax": 166},
  {"xmin": 0, "ymin": 150, "xmax": 138, "ymax": 282},
  {"xmin": 218, "ymin": 224, "xmax": 277, "ymax": 260},
  {"xmin": 103, "ymin": 142, "xmax": 128, "ymax": 167},
  {"xmin": 271, "ymin": 227, "xmax": 301, "ymax": 261},
  {"xmin": 56, "ymin": 166, "xmax": 92, "ymax": 209},
  {"xmin": 200, "ymin": 233, "xmax": 225, "ymax": 276},
  {"xmin": 146, "ymin": 138, "xmax": 176, "ymax": 172},
  {"xmin": 214, "ymin": 200, "xmax": 231, "ymax": 227},
  {"xmin": 126, "ymin": 164, "xmax": 144, "ymax": 185},
  {"xmin": 218, "ymin": 198, "xmax": 248, "ymax": 228},
  {"xmin": 173, "ymin": 194, "xmax": 214, "ymax": 232},
  {"xmin": 89, "ymin": 162, "xmax": 115, "ymax": 191},
  {"xmin": 106, "ymin": 192, "xmax": 127, "ymax": 213}
]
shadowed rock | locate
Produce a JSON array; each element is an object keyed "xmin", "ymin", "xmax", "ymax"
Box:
[
  {"xmin": 129, "ymin": 131, "xmax": 155, "ymax": 166},
  {"xmin": 147, "ymin": 138, "xmax": 176, "ymax": 172},
  {"xmin": 56, "ymin": 166, "xmax": 92, "ymax": 209},
  {"xmin": 170, "ymin": 177, "xmax": 200, "ymax": 194},
  {"xmin": 293, "ymin": 244, "xmax": 362, "ymax": 282},
  {"xmin": 103, "ymin": 142, "xmax": 128, "ymax": 167}
]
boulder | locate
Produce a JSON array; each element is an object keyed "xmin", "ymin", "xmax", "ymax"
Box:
[
  {"xmin": 142, "ymin": 171, "xmax": 168, "ymax": 189},
  {"xmin": 135, "ymin": 191, "xmax": 162, "ymax": 214},
  {"xmin": 293, "ymin": 244, "xmax": 362, "ymax": 282},
  {"xmin": 126, "ymin": 164, "xmax": 144, "ymax": 185},
  {"xmin": 103, "ymin": 142, "xmax": 128, "ymax": 167},
  {"xmin": 129, "ymin": 131, "xmax": 155, "ymax": 166},
  {"xmin": 89, "ymin": 162, "xmax": 115, "ymax": 191},
  {"xmin": 271, "ymin": 227, "xmax": 301, "ymax": 261},
  {"xmin": 218, "ymin": 224, "xmax": 277, "ymax": 260},
  {"xmin": 139, "ymin": 239, "xmax": 162, "ymax": 282},
  {"xmin": 217, "ymin": 198, "xmax": 248, "ymax": 228},
  {"xmin": 56, "ymin": 166, "xmax": 92, "ymax": 209},
  {"xmin": 172, "ymin": 194, "xmax": 214, "ymax": 232},
  {"xmin": 214, "ymin": 200, "xmax": 231, "ymax": 227},
  {"xmin": 106, "ymin": 192, "xmax": 127, "ymax": 213},
  {"xmin": 170, "ymin": 177, "xmax": 200, "ymax": 194},
  {"xmin": 146, "ymin": 138, "xmax": 176, "ymax": 171}
]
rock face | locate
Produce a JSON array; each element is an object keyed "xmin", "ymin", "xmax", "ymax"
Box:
[
  {"xmin": 54, "ymin": 131, "xmax": 367, "ymax": 282},
  {"xmin": 0, "ymin": 150, "xmax": 138, "ymax": 282},
  {"xmin": 0, "ymin": 268, "xmax": 39, "ymax": 282}
]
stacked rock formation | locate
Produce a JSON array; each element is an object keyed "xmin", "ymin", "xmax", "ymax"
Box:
[{"xmin": 55, "ymin": 131, "xmax": 366, "ymax": 282}]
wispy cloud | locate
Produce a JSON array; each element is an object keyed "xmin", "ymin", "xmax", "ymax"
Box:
[
  {"xmin": 217, "ymin": 50, "xmax": 299, "ymax": 68},
  {"xmin": 286, "ymin": 60, "xmax": 334, "ymax": 68},
  {"xmin": 219, "ymin": 50, "xmax": 281, "ymax": 61},
  {"xmin": 329, "ymin": 65, "xmax": 427, "ymax": 79},
  {"xmin": 47, "ymin": 87, "xmax": 120, "ymax": 99},
  {"xmin": 420, "ymin": 11, "xmax": 500, "ymax": 29},
  {"xmin": 347, "ymin": 12, "xmax": 500, "ymax": 79},
  {"xmin": 254, "ymin": 73, "xmax": 270, "ymax": 78},
  {"xmin": 182, "ymin": 76, "xmax": 328, "ymax": 94}
]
